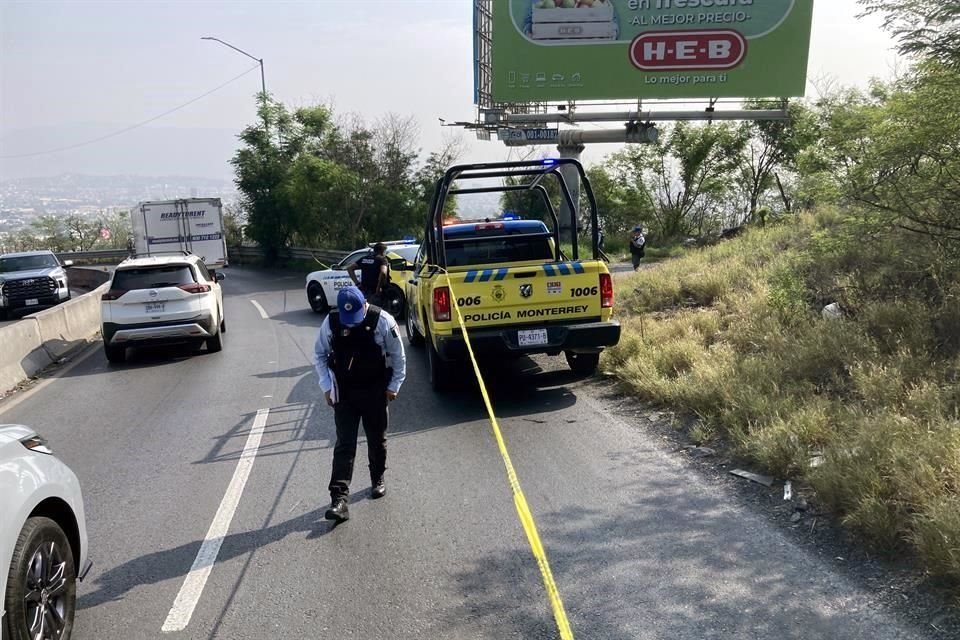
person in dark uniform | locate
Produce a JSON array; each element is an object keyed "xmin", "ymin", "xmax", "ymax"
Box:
[
  {"xmin": 347, "ymin": 242, "xmax": 389, "ymax": 305},
  {"xmin": 629, "ymin": 225, "xmax": 646, "ymax": 271},
  {"xmin": 314, "ymin": 285, "xmax": 406, "ymax": 523}
]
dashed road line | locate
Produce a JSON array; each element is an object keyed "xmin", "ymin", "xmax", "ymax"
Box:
[{"xmin": 249, "ymin": 299, "xmax": 269, "ymax": 319}]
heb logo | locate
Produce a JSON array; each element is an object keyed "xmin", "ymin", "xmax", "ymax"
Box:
[{"xmin": 629, "ymin": 30, "xmax": 746, "ymax": 71}]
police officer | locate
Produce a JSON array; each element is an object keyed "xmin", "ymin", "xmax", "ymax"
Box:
[
  {"xmin": 347, "ymin": 242, "xmax": 389, "ymax": 306},
  {"xmin": 629, "ymin": 225, "xmax": 646, "ymax": 271},
  {"xmin": 314, "ymin": 285, "xmax": 406, "ymax": 523}
]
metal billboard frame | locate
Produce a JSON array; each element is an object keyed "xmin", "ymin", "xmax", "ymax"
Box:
[{"xmin": 471, "ymin": 0, "xmax": 790, "ymax": 146}]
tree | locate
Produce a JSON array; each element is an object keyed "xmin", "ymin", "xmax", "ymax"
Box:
[
  {"xmin": 609, "ymin": 122, "xmax": 746, "ymax": 240},
  {"xmin": 859, "ymin": 1, "xmax": 960, "ymax": 68},
  {"xmin": 416, "ymin": 133, "xmax": 463, "ymax": 220},
  {"xmin": 29, "ymin": 216, "xmax": 70, "ymax": 252},
  {"xmin": 737, "ymin": 100, "xmax": 818, "ymax": 224},
  {"xmin": 64, "ymin": 214, "xmax": 99, "ymax": 251}
]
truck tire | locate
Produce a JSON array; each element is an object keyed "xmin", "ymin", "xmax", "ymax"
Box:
[
  {"xmin": 405, "ymin": 305, "xmax": 424, "ymax": 347},
  {"xmin": 565, "ymin": 351, "xmax": 600, "ymax": 376},
  {"xmin": 307, "ymin": 283, "xmax": 328, "ymax": 314},
  {"xmin": 0, "ymin": 308, "xmax": 7, "ymax": 321},
  {"xmin": 4, "ymin": 517, "xmax": 77, "ymax": 640},
  {"xmin": 426, "ymin": 330, "xmax": 451, "ymax": 392},
  {"xmin": 104, "ymin": 343, "xmax": 126, "ymax": 364}
]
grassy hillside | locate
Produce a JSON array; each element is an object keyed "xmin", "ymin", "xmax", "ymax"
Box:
[{"xmin": 604, "ymin": 210, "xmax": 960, "ymax": 581}]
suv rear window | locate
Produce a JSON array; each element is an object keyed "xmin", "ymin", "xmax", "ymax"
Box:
[
  {"xmin": 113, "ymin": 265, "xmax": 196, "ymax": 290},
  {"xmin": 444, "ymin": 236, "xmax": 554, "ymax": 267}
]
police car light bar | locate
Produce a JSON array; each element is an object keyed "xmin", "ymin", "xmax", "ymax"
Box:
[{"xmin": 542, "ymin": 159, "xmax": 558, "ymax": 166}]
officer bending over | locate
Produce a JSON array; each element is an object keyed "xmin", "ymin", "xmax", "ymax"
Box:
[{"xmin": 314, "ymin": 285, "xmax": 406, "ymax": 523}]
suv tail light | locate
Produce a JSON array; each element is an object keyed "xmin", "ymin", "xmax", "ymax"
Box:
[
  {"xmin": 101, "ymin": 289, "xmax": 127, "ymax": 301},
  {"xmin": 433, "ymin": 286, "xmax": 451, "ymax": 322},
  {"xmin": 600, "ymin": 273, "xmax": 614, "ymax": 308},
  {"xmin": 178, "ymin": 283, "xmax": 211, "ymax": 294}
]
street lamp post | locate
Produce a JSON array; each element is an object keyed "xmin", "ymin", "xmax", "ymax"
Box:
[{"xmin": 201, "ymin": 36, "xmax": 267, "ymax": 127}]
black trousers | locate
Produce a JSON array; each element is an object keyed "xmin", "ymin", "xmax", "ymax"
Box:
[{"xmin": 328, "ymin": 389, "xmax": 388, "ymax": 500}]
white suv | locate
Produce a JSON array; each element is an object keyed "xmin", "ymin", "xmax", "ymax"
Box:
[{"xmin": 100, "ymin": 254, "xmax": 225, "ymax": 363}]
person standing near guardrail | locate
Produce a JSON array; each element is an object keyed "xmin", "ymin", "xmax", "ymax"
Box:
[
  {"xmin": 629, "ymin": 225, "xmax": 646, "ymax": 271},
  {"xmin": 314, "ymin": 285, "xmax": 406, "ymax": 523},
  {"xmin": 347, "ymin": 242, "xmax": 389, "ymax": 306}
]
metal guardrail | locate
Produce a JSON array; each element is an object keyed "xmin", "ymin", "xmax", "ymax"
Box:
[{"xmin": 56, "ymin": 246, "xmax": 349, "ymax": 266}]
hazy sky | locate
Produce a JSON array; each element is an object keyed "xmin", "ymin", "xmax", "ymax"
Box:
[{"xmin": 0, "ymin": 0, "xmax": 899, "ymax": 177}]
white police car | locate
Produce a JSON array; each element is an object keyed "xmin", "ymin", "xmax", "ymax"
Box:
[{"xmin": 305, "ymin": 240, "xmax": 418, "ymax": 319}]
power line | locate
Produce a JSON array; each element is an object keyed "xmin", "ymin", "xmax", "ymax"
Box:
[{"xmin": 1, "ymin": 64, "xmax": 261, "ymax": 159}]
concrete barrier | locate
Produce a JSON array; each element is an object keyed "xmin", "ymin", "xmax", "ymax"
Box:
[
  {"xmin": 0, "ymin": 319, "xmax": 54, "ymax": 394},
  {"xmin": 1, "ymin": 283, "xmax": 109, "ymax": 394},
  {"xmin": 27, "ymin": 283, "xmax": 109, "ymax": 361},
  {"xmin": 66, "ymin": 266, "xmax": 112, "ymax": 291}
]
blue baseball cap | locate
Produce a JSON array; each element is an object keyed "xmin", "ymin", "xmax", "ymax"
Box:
[{"xmin": 337, "ymin": 286, "xmax": 367, "ymax": 326}]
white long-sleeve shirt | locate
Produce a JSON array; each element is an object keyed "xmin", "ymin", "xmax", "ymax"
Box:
[{"xmin": 314, "ymin": 308, "xmax": 407, "ymax": 397}]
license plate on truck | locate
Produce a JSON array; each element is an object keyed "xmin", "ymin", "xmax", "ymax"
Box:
[
  {"xmin": 145, "ymin": 302, "xmax": 165, "ymax": 314},
  {"xmin": 26, "ymin": 298, "xmax": 38, "ymax": 306},
  {"xmin": 518, "ymin": 328, "xmax": 549, "ymax": 347}
]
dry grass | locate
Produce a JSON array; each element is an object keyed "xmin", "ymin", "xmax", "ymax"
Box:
[{"xmin": 605, "ymin": 210, "xmax": 960, "ymax": 581}]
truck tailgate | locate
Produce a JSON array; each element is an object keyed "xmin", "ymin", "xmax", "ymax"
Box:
[{"xmin": 446, "ymin": 261, "xmax": 606, "ymax": 329}]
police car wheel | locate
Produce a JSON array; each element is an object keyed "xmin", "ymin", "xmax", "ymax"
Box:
[
  {"xmin": 382, "ymin": 285, "xmax": 404, "ymax": 319},
  {"xmin": 307, "ymin": 283, "xmax": 328, "ymax": 313},
  {"xmin": 565, "ymin": 351, "xmax": 600, "ymax": 376}
]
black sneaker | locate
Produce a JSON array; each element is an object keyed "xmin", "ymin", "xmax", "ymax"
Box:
[
  {"xmin": 371, "ymin": 478, "xmax": 386, "ymax": 499},
  {"xmin": 325, "ymin": 498, "xmax": 349, "ymax": 522}
]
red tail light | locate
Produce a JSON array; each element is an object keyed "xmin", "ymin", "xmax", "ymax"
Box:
[
  {"xmin": 433, "ymin": 286, "xmax": 451, "ymax": 322},
  {"xmin": 178, "ymin": 283, "xmax": 211, "ymax": 294},
  {"xmin": 600, "ymin": 273, "xmax": 614, "ymax": 308},
  {"xmin": 101, "ymin": 289, "xmax": 127, "ymax": 301}
]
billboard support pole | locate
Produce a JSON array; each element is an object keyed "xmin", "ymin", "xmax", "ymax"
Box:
[{"xmin": 557, "ymin": 143, "xmax": 585, "ymax": 245}]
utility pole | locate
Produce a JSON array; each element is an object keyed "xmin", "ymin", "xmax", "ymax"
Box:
[{"xmin": 201, "ymin": 37, "xmax": 268, "ymax": 130}]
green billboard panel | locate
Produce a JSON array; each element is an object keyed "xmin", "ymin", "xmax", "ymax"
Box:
[{"xmin": 489, "ymin": 0, "xmax": 814, "ymax": 102}]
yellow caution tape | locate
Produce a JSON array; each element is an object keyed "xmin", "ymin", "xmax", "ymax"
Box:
[{"xmin": 443, "ymin": 273, "xmax": 574, "ymax": 640}]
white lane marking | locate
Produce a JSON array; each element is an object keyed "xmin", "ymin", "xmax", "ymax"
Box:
[
  {"xmin": 0, "ymin": 343, "xmax": 100, "ymax": 417},
  {"xmin": 249, "ymin": 299, "xmax": 269, "ymax": 319},
  {"xmin": 161, "ymin": 408, "xmax": 270, "ymax": 633}
]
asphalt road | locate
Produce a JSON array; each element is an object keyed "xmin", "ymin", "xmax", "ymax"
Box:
[{"xmin": 0, "ymin": 266, "xmax": 936, "ymax": 639}]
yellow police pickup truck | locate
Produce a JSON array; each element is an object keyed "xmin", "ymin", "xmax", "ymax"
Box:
[{"xmin": 403, "ymin": 159, "xmax": 620, "ymax": 391}]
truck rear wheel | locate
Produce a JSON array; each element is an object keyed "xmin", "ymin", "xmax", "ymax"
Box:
[
  {"xmin": 405, "ymin": 306, "xmax": 424, "ymax": 347},
  {"xmin": 565, "ymin": 351, "xmax": 600, "ymax": 376},
  {"xmin": 426, "ymin": 331, "xmax": 451, "ymax": 392}
]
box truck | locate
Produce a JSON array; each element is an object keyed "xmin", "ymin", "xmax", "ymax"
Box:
[{"xmin": 130, "ymin": 198, "xmax": 228, "ymax": 270}]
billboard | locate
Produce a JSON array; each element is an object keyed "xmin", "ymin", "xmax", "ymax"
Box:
[{"xmin": 488, "ymin": 0, "xmax": 814, "ymax": 102}]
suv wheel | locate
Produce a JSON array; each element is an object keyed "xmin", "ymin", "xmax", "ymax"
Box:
[
  {"xmin": 4, "ymin": 516, "xmax": 77, "ymax": 640},
  {"xmin": 207, "ymin": 314, "xmax": 224, "ymax": 353},
  {"xmin": 104, "ymin": 342, "xmax": 126, "ymax": 364}
]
